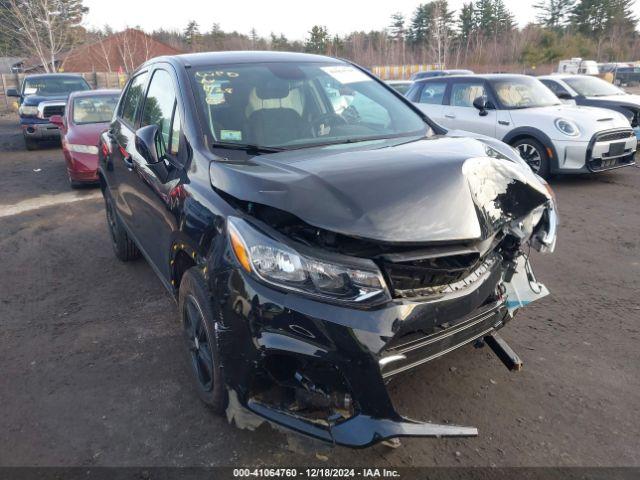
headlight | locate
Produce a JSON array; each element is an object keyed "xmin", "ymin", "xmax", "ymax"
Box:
[
  {"xmin": 67, "ymin": 144, "xmax": 99, "ymax": 154},
  {"xmin": 19, "ymin": 105, "xmax": 38, "ymax": 116},
  {"xmin": 554, "ymin": 118, "xmax": 579, "ymax": 137},
  {"xmin": 228, "ymin": 217, "xmax": 388, "ymax": 303}
]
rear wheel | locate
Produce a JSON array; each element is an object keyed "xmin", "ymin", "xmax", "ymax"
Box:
[
  {"xmin": 179, "ymin": 268, "xmax": 227, "ymax": 414},
  {"xmin": 103, "ymin": 190, "xmax": 140, "ymax": 261},
  {"xmin": 512, "ymin": 137, "xmax": 551, "ymax": 179}
]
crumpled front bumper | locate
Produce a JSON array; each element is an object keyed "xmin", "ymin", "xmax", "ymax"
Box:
[{"xmin": 210, "ymin": 249, "xmax": 527, "ymax": 447}]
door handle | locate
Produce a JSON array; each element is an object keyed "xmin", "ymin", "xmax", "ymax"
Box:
[{"xmin": 444, "ymin": 114, "xmax": 456, "ymax": 119}]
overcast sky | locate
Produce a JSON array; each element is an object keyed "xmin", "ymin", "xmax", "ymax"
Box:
[{"xmin": 83, "ymin": 0, "xmax": 640, "ymax": 41}]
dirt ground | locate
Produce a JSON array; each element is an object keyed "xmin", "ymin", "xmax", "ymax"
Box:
[{"xmin": 0, "ymin": 112, "xmax": 638, "ymax": 467}]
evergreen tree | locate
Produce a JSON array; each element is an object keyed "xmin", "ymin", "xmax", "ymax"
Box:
[
  {"xmin": 534, "ymin": 0, "xmax": 576, "ymax": 29},
  {"xmin": 184, "ymin": 20, "xmax": 200, "ymax": 49},
  {"xmin": 493, "ymin": 0, "xmax": 515, "ymax": 34},
  {"xmin": 409, "ymin": 3, "xmax": 434, "ymax": 45},
  {"xmin": 571, "ymin": 0, "xmax": 636, "ymax": 37},
  {"xmin": 270, "ymin": 33, "xmax": 291, "ymax": 51},
  {"xmin": 458, "ymin": 2, "xmax": 477, "ymax": 42},
  {"xmin": 305, "ymin": 25, "xmax": 329, "ymax": 54},
  {"xmin": 389, "ymin": 12, "xmax": 406, "ymax": 41}
]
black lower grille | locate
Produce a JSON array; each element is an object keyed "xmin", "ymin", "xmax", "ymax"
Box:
[
  {"xmin": 596, "ymin": 130, "xmax": 634, "ymax": 142},
  {"xmin": 43, "ymin": 105, "xmax": 64, "ymax": 118},
  {"xmin": 380, "ymin": 301, "xmax": 507, "ymax": 378}
]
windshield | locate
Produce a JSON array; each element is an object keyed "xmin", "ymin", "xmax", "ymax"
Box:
[
  {"xmin": 190, "ymin": 62, "xmax": 428, "ymax": 149},
  {"xmin": 563, "ymin": 76, "xmax": 625, "ymax": 97},
  {"xmin": 72, "ymin": 94, "xmax": 119, "ymax": 124},
  {"xmin": 492, "ymin": 77, "xmax": 561, "ymax": 109},
  {"xmin": 23, "ymin": 77, "xmax": 90, "ymax": 96}
]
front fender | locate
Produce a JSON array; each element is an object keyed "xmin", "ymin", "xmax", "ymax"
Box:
[{"xmin": 502, "ymin": 127, "xmax": 559, "ymax": 172}]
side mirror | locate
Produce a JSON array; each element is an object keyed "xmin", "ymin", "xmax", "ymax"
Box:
[
  {"xmin": 6, "ymin": 88, "xmax": 19, "ymax": 97},
  {"xmin": 49, "ymin": 115, "xmax": 64, "ymax": 127},
  {"xmin": 557, "ymin": 92, "xmax": 573, "ymax": 100},
  {"xmin": 473, "ymin": 95, "xmax": 489, "ymax": 116},
  {"xmin": 135, "ymin": 124, "xmax": 162, "ymax": 164}
]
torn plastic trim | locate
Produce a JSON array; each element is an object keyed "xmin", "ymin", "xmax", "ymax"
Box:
[
  {"xmin": 532, "ymin": 204, "xmax": 558, "ymax": 253},
  {"xmin": 246, "ymin": 399, "xmax": 478, "ymax": 448}
]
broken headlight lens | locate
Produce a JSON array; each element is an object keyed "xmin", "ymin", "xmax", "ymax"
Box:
[{"xmin": 227, "ymin": 217, "xmax": 388, "ymax": 303}]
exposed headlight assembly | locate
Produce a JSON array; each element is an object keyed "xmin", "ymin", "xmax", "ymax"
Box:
[
  {"xmin": 19, "ymin": 105, "xmax": 38, "ymax": 116},
  {"xmin": 554, "ymin": 118, "xmax": 579, "ymax": 137},
  {"xmin": 227, "ymin": 217, "xmax": 389, "ymax": 304}
]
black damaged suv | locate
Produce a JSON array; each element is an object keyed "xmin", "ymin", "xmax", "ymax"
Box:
[{"xmin": 98, "ymin": 51, "xmax": 558, "ymax": 448}]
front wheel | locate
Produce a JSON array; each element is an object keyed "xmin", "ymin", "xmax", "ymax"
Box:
[
  {"xmin": 179, "ymin": 268, "xmax": 227, "ymax": 414},
  {"xmin": 512, "ymin": 137, "xmax": 551, "ymax": 179}
]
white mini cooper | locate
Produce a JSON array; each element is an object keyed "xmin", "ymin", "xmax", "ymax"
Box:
[{"xmin": 406, "ymin": 74, "xmax": 637, "ymax": 177}]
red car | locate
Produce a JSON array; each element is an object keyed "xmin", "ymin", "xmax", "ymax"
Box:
[{"xmin": 51, "ymin": 89, "xmax": 120, "ymax": 188}]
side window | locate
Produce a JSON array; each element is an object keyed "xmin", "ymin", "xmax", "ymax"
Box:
[
  {"xmin": 418, "ymin": 82, "xmax": 447, "ymax": 104},
  {"xmin": 451, "ymin": 82, "xmax": 486, "ymax": 107},
  {"xmin": 119, "ymin": 72, "xmax": 148, "ymax": 127},
  {"xmin": 541, "ymin": 80, "xmax": 570, "ymax": 97},
  {"xmin": 141, "ymin": 69, "xmax": 181, "ymax": 156}
]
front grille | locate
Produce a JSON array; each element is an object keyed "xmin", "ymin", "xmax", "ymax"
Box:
[
  {"xmin": 596, "ymin": 130, "xmax": 634, "ymax": 142},
  {"xmin": 380, "ymin": 301, "xmax": 507, "ymax": 378},
  {"xmin": 382, "ymin": 252, "xmax": 498, "ymax": 298},
  {"xmin": 43, "ymin": 105, "xmax": 64, "ymax": 118}
]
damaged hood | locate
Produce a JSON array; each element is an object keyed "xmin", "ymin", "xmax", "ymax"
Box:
[{"xmin": 209, "ymin": 136, "xmax": 551, "ymax": 244}]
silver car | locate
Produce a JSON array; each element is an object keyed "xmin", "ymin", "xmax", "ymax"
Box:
[{"xmin": 406, "ymin": 74, "xmax": 637, "ymax": 177}]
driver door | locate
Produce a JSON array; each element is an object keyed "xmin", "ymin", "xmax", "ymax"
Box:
[{"xmin": 442, "ymin": 80, "xmax": 497, "ymax": 137}]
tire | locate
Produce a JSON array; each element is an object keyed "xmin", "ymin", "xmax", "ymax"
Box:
[
  {"xmin": 24, "ymin": 137, "xmax": 38, "ymax": 151},
  {"xmin": 512, "ymin": 137, "xmax": 551, "ymax": 179},
  {"xmin": 179, "ymin": 268, "xmax": 227, "ymax": 414},
  {"xmin": 103, "ymin": 189, "xmax": 140, "ymax": 261}
]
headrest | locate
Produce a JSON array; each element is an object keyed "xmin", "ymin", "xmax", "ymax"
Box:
[{"xmin": 255, "ymin": 80, "xmax": 290, "ymax": 100}]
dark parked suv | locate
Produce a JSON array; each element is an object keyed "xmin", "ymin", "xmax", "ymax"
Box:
[
  {"xmin": 7, "ymin": 73, "xmax": 91, "ymax": 150},
  {"xmin": 98, "ymin": 51, "xmax": 558, "ymax": 448}
]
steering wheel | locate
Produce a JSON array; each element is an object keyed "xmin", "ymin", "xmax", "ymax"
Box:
[{"xmin": 311, "ymin": 112, "xmax": 347, "ymax": 137}]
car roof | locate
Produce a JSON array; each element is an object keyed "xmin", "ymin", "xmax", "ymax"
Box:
[
  {"xmin": 414, "ymin": 73, "xmax": 530, "ymax": 83},
  {"xmin": 70, "ymin": 89, "xmax": 120, "ymax": 98},
  {"xmin": 147, "ymin": 51, "xmax": 346, "ymax": 69},
  {"xmin": 24, "ymin": 73, "xmax": 87, "ymax": 79},
  {"xmin": 538, "ymin": 74, "xmax": 591, "ymax": 80}
]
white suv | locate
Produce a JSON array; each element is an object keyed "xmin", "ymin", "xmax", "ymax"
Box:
[{"xmin": 406, "ymin": 74, "xmax": 637, "ymax": 177}]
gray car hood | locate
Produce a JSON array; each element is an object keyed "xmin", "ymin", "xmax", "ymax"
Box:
[{"xmin": 209, "ymin": 135, "xmax": 550, "ymax": 244}]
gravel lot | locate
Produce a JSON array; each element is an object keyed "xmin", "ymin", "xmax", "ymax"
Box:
[{"xmin": 0, "ymin": 112, "xmax": 638, "ymax": 467}]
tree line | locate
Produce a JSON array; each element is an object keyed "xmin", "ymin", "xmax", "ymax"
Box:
[{"xmin": 1, "ymin": 0, "xmax": 638, "ymax": 73}]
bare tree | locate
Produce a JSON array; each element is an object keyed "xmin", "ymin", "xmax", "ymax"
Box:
[{"xmin": 3, "ymin": 0, "xmax": 87, "ymax": 72}]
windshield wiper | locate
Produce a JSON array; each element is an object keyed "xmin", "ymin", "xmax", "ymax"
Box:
[
  {"xmin": 281, "ymin": 133, "xmax": 416, "ymax": 151},
  {"xmin": 211, "ymin": 141, "xmax": 286, "ymax": 154}
]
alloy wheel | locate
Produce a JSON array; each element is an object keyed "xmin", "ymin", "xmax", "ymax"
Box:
[
  {"xmin": 516, "ymin": 143, "xmax": 542, "ymax": 173},
  {"xmin": 183, "ymin": 296, "xmax": 214, "ymax": 392}
]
